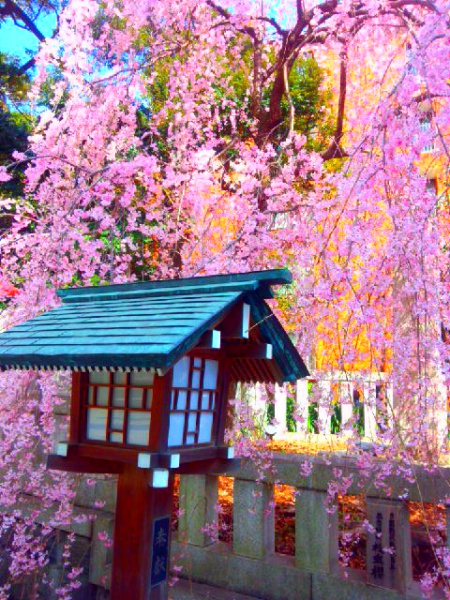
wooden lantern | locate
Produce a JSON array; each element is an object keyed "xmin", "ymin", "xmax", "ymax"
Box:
[{"xmin": 0, "ymin": 270, "xmax": 308, "ymax": 599}]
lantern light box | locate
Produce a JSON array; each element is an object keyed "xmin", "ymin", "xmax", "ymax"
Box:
[{"xmin": 0, "ymin": 269, "xmax": 308, "ymax": 599}]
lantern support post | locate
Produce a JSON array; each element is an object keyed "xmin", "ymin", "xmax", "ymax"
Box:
[{"xmin": 110, "ymin": 465, "xmax": 175, "ymax": 600}]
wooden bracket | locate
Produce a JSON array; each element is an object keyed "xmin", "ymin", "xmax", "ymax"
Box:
[
  {"xmin": 223, "ymin": 342, "xmax": 272, "ymax": 359},
  {"xmin": 196, "ymin": 329, "xmax": 221, "ymax": 349},
  {"xmin": 47, "ymin": 448, "xmax": 123, "ymax": 475},
  {"xmin": 219, "ymin": 303, "xmax": 250, "ymax": 339}
]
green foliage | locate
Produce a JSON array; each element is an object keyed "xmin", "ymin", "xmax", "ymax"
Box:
[
  {"xmin": 330, "ymin": 402, "xmax": 341, "ymax": 434},
  {"xmin": 281, "ymin": 55, "xmax": 334, "ymax": 151},
  {"xmin": 0, "ymin": 54, "xmax": 34, "ymax": 197},
  {"xmin": 267, "ymin": 401, "xmax": 275, "ymax": 423},
  {"xmin": 354, "ymin": 402, "xmax": 364, "ymax": 436},
  {"xmin": 286, "ymin": 387, "xmax": 296, "ymax": 433},
  {"xmin": 307, "ymin": 402, "xmax": 318, "ymax": 433},
  {"xmin": 141, "ymin": 36, "xmax": 332, "ymax": 157}
]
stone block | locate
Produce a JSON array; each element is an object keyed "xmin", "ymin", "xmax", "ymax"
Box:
[
  {"xmin": 295, "ymin": 489, "xmax": 338, "ymax": 572},
  {"xmin": 366, "ymin": 497, "xmax": 412, "ymax": 593},
  {"xmin": 75, "ymin": 476, "xmax": 118, "ymax": 513},
  {"xmin": 233, "ymin": 479, "xmax": 274, "ymax": 560},
  {"xmin": 89, "ymin": 515, "xmax": 114, "ymax": 588},
  {"xmin": 52, "ymin": 413, "xmax": 69, "ymax": 449},
  {"xmin": 178, "ymin": 475, "xmax": 219, "ymax": 547},
  {"xmin": 171, "ymin": 540, "xmax": 311, "ymax": 600},
  {"xmin": 312, "ymin": 571, "xmax": 421, "ymax": 600}
]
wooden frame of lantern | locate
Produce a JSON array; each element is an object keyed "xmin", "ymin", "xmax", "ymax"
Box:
[
  {"xmin": 54, "ymin": 346, "xmax": 241, "ymax": 475},
  {"xmin": 0, "ymin": 270, "xmax": 308, "ymax": 600}
]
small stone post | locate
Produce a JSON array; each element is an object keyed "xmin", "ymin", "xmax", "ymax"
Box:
[
  {"xmin": 295, "ymin": 489, "xmax": 339, "ymax": 573},
  {"xmin": 233, "ymin": 479, "xmax": 274, "ymax": 559},
  {"xmin": 178, "ymin": 475, "xmax": 219, "ymax": 547}
]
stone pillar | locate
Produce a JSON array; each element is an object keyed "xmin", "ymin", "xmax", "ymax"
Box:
[
  {"xmin": 178, "ymin": 475, "xmax": 219, "ymax": 546},
  {"xmin": 366, "ymin": 498, "xmax": 412, "ymax": 593},
  {"xmin": 274, "ymin": 383, "xmax": 287, "ymax": 436},
  {"xmin": 296, "ymin": 379, "xmax": 309, "ymax": 433},
  {"xmin": 295, "ymin": 489, "xmax": 338, "ymax": 573},
  {"xmin": 233, "ymin": 479, "xmax": 274, "ymax": 559}
]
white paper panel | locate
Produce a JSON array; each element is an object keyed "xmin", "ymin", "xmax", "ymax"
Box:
[
  {"xmin": 188, "ymin": 412, "xmax": 197, "ymax": 433},
  {"xmin": 198, "ymin": 413, "xmax": 214, "ymax": 443},
  {"xmin": 130, "ymin": 371, "xmax": 155, "ymax": 386},
  {"xmin": 177, "ymin": 390, "xmax": 187, "ymax": 410},
  {"xmin": 190, "ymin": 391, "xmax": 199, "ymax": 410},
  {"xmin": 114, "ymin": 372, "xmax": 126, "ymax": 385},
  {"xmin": 172, "ymin": 356, "xmax": 190, "ymax": 388},
  {"xmin": 126, "ymin": 411, "xmax": 151, "ymax": 446},
  {"xmin": 111, "ymin": 409, "xmax": 124, "ymax": 430},
  {"xmin": 129, "ymin": 387, "xmax": 143, "ymax": 408},
  {"xmin": 192, "ymin": 370, "xmax": 201, "ymax": 389},
  {"xmin": 86, "ymin": 408, "xmax": 107, "ymax": 441},
  {"xmin": 168, "ymin": 413, "xmax": 185, "ymax": 447},
  {"xmin": 89, "ymin": 372, "xmax": 109, "ymax": 385},
  {"xmin": 201, "ymin": 392, "xmax": 210, "ymax": 410},
  {"xmin": 96, "ymin": 387, "xmax": 109, "ymax": 407},
  {"xmin": 112, "ymin": 387, "xmax": 125, "ymax": 407},
  {"xmin": 203, "ymin": 360, "xmax": 218, "ymax": 390}
]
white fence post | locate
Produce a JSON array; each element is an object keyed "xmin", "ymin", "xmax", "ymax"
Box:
[
  {"xmin": 296, "ymin": 379, "xmax": 309, "ymax": 433},
  {"xmin": 274, "ymin": 383, "xmax": 287, "ymax": 436}
]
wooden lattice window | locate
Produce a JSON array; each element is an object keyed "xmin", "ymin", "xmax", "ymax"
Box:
[
  {"xmin": 168, "ymin": 356, "xmax": 219, "ymax": 447},
  {"xmin": 85, "ymin": 371, "xmax": 154, "ymax": 446}
]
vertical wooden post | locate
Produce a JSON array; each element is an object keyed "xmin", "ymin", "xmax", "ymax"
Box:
[{"xmin": 110, "ymin": 466, "xmax": 174, "ymax": 600}]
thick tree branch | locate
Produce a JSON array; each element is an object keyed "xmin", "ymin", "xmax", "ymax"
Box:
[
  {"xmin": 17, "ymin": 56, "xmax": 36, "ymax": 74},
  {"xmin": 322, "ymin": 49, "xmax": 348, "ymax": 161},
  {"xmin": 3, "ymin": 0, "xmax": 45, "ymax": 41}
]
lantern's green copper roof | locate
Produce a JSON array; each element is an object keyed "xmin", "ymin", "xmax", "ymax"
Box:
[{"xmin": 0, "ymin": 269, "xmax": 308, "ymax": 383}]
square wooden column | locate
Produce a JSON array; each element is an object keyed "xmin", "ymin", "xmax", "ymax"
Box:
[{"xmin": 110, "ymin": 465, "xmax": 175, "ymax": 600}]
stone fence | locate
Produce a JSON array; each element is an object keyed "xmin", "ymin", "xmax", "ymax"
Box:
[
  {"xmin": 172, "ymin": 454, "xmax": 450, "ymax": 600},
  {"xmin": 47, "ymin": 384, "xmax": 449, "ymax": 599},
  {"xmin": 18, "ymin": 449, "xmax": 450, "ymax": 599}
]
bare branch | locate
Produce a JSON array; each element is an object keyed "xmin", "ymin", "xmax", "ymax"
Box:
[{"xmin": 255, "ymin": 15, "xmax": 286, "ymax": 37}]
